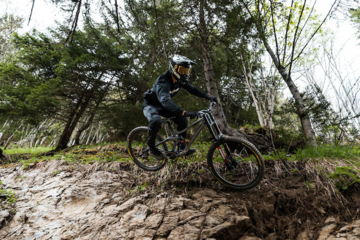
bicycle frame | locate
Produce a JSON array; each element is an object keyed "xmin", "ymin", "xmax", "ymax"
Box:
[{"xmin": 155, "ymin": 103, "xmax": 224, "ymax": 158}]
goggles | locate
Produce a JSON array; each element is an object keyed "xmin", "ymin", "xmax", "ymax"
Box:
[{"xmin": 175, "ymin": 65, "xmax": 192, "ymax": 76}]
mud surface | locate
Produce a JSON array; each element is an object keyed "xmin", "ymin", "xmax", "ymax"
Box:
[{"xmin": 0, "ymin": 160, "xmax": 359, "ymax": 240}]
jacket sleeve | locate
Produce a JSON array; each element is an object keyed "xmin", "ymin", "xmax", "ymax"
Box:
[
  {"xmin": 183, "ymin": 83, "xmax": 211, "ymax": 99},
  {"xmin": 156, "ymin": 81, "xmax": 184, "ymax": 115}
]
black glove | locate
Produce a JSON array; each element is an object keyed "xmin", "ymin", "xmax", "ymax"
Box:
[
  {"xmin": 207, "ymin": 96, "xmax": 218, "ymax": 103},
  {"xmin": 183, "ymin": 111, "xmax": 198, "ymax": 119}
]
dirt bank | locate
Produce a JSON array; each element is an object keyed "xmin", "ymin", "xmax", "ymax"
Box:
[{"xmin": 0, "ymin": 160, "xmax": 359, "ymax": 239}]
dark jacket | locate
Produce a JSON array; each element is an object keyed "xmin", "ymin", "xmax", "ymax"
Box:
[{"xmin": 143, "ymin": 71, "xmax": 210, "ymax": 115}]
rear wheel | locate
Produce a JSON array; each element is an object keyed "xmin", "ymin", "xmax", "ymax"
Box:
[
  {"xmin": 127, "ymin": 126, "xmax": 168, "ymax": 171},
  {"xmin": 207, "ymin": 136, "xmax": 264, "ymax": 190}
]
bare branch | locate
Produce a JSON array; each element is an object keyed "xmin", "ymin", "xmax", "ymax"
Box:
[
  {"xmin": 28, "ymin": 0, "xmax": 35, "ymax": 26},
  {"xmin": 269, "ymin": 0, "xmax": 281, "ymax": 62},
  {"xmin": 296, "ymin": 0, "xmax": 317, "ymax": 45},
  {"xmin": 289, "ymin": 0, "xmax": 337, "ymax": 67},
  {"xmin": 287, "ymin": 0, "xmax": 307, "ymax": 78},
  {"xmin": 114, "ymin": 0, "xmax": 121, "ymax": 34},
  {"xmin": 64, "ymin": 0, "xmax": 82, "ymax": 44},
  {"xmin": 282, "ymin": 0, "xmax": 294, "ymax": 64}
]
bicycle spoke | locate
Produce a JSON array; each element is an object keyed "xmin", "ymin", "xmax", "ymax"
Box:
[
  {"xmin": 127, "ymin": 127, "xmax": 168, "ymax": 171},
  {"xmin": 208, "ymin": 138, "xmax": 264, "ymax": 190}
]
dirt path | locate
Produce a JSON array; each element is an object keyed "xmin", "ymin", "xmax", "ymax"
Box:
[{"xmin": 0, "ymin": 160, "xmax": 359, "ymax": 239}]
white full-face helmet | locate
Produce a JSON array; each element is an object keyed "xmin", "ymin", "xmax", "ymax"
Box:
[{"xmin": 169, "ymin": 55, "xmax": 197, "ymax": 83}]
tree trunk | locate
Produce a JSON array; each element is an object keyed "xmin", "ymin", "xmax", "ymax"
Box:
[
  {"xmin": 74, "ymin": 86, "xmax": 108, "ymax": 145},
  {"xmin": 198, "ymin": 0, "xmax": 272, "ymax": 152},
  {"xmin": 55, "ymin": 95, "xmax": 91, "ymax": 151},
  {"xmin": 263, "ymin": 40, "xmax": 316, "ymax": 146},
  {"xmin": 198, "ymin": 0, "xmax": 230, "ymax": 133},
  {"xmin": 74, "ymin": 113, "xmax": 95, "ymax": 145},
  {"xmin": 243, "ymin": 64, "xmax": 265, "ymax": 126}
]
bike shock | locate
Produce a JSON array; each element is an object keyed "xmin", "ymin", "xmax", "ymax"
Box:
[{"xmin": 217, "ymin": 145, "xmax": 234, "ymax": 170}]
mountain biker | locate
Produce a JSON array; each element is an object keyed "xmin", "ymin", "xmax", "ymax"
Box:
[{"xmin": 143, "ymin": 55, "xmax": 218, "ymax": 160}]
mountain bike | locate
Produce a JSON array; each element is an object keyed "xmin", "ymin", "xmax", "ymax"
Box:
[{"xmin": 126, "ymin": 102, "xmax": 264, "ymax": 190}]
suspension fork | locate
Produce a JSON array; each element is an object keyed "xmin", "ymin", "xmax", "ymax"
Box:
[
  {"xmin": 217, "ymin": 143, "xmax": 235, "ymax": 169},
  {"xmin": 204, "ymin": 112, "xmax": 235, "ymax": 169}
]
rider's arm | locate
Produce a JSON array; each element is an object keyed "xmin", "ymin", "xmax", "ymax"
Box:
[
  {"xmin": 182, "ymin": 82, "xmax": 212, "ymax": 100},
  {"xmin": 156, "ymin": 81, "xmax": 184, "ymax": 115}
]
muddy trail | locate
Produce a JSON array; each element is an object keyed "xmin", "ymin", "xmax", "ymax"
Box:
[{"xmin": 0, "ymin": 158, "xmax": 359, "ymax": 240}]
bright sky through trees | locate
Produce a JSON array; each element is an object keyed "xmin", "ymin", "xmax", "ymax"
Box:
[{"xmin": 1, "ymin": 0, "xmax": 360, "ymax": 96}]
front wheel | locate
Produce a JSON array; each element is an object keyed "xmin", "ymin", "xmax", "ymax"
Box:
[
  {"xmin": 127, "ymin": 126, "xmax": 168, "ymax": 171},
  {"xmin": 207, "ymin": 136, "xmax": 264, "ymax": 190}
]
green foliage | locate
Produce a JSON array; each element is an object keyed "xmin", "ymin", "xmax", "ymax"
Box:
[
  {"xmin": 258, "ymin": 0, "xmax": 327, "ymax": 66},
  {"xmin": 294, "ymin": 145, "xmax": 360, "ymax": 161},
  {"xmin": 328, "ymin": 166, "xmax": 360, "ymax": 190},
  {"xmin": 304, "ymin": 180, "xmax": 313, "ymax": 192},
  {"xmin": 3, "ymin": 139, "xmax": 360, "ymax": 168},
  {"xmin": 101, "ymin": 103, "xmax": 147, "ymax": 141},
  {"xmin": 0, "ymin": 22, "xmax": 132, "ymax": 149},
  {"xmin": 261, "ymin": 144, "xmax": 360, "ymax": 162},
  {"xmin": 134, "ymin": 183, "xmax": 147, "ymax": 193},
  {"xmin": 0, "ymin": 181, "xmax": 17, "ymax": 209},
  {"xmin": 272, "ymin": 98, "xmax": 305, "ymax": 148},
  {"xmin": 263, "ymin": 148, "xmax": 293, "ymax": 161},
  {"xmin": 302, "ymin": 84, "xmax": 357, "ymax": 144},
  {"xmin": 21, "ymin": 156, "xmax": 41, "ymax": 169},
  {"xmin": 118, "ymin": 0, "xmax": 262, "ymax": 128},
  {"xmin": 350, "ymin": 8, "xmax": 360, "ymax": 36},
  {"xmin": 0, "ymin": 0, "xmax": 355, "ymax": 156},
  {"xmin": 276, "ymin": 83, "xmax": 359, "ymax": 146},
  {"xmin": 2, "ymin": 140, "xmax": 360, "ymax": 195},
  {"xmin": 4, "ymin": 146, "xmax": 53, "ymax": 155},
  {"xmin": 0, "ymin": 13, "xmax": 23, "ymax": 62}
]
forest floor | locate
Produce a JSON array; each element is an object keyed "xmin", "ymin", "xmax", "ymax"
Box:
[{"xmin": 0, "ymin": 143, "xmax": 360, "ymax": 239}]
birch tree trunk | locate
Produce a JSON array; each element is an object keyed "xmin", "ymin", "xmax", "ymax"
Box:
[
  {"xmin": 242, "ymin": 63, "xmax": 265, "ymax": 127},
  {"xmin": 263, "ymin": 40, "xmax": 316, "ymax": 146}
]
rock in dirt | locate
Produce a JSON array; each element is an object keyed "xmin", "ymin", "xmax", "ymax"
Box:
[
  {"xmin": 238, "ymin": 236, "xmax": 262, "ymax": 240},
  {"xmin": 318, "ymin": 223, "xmax": 337, "ymax": 240},
  {"xmin": 201, "ymin": 216, "xmax": 252, "ymax": 240}
]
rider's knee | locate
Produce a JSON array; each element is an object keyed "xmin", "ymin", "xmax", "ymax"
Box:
[
  {"xmin": 179, "ymin": 116, "xmax": 188, "ymax": 126},
  {"xmin": 150, "ymin": 116, "xmax": 162, "ymax": 128}
]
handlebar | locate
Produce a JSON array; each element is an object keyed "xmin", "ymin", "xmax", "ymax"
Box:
[
  {"xmin": 163, "ymin": 101, "xmax": 217, "ymax": 122},
  {"xmin": 197, "ymin": 101, "xmax": 217, "ymax": 117}
]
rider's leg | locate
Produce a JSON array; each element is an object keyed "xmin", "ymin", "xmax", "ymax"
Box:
[
  {"xmin": 143, "ymin": 105, "xmax": 167, "ymax": 160},
  {"xmin": 173, "ymin": 115, "xmax": 188, "ymax": 140},
  {"xmin": 158, "ymin": 110, "xmax": 188, "ymax": 139},
  {"xmin": 162, "ymin": 112, "xmax": 196, "ymax": 156}
]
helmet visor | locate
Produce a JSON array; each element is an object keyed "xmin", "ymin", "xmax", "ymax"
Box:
[{"xmin": 177, "ymin": 65, "xmax": 192, "ymax": 76}]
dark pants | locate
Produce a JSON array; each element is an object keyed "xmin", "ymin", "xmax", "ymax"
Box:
[{"xmin": 143, "ymin": 104, "xmax": 188, "ymax": 148}]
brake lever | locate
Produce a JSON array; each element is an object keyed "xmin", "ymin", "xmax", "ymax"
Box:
[
  {"xmin": 208, "ymin": 101, "xmax": 217, "ymax": 110},
  {"xmin": 197, "ymin": 110, "xmax": 205, "ymax": 117}
]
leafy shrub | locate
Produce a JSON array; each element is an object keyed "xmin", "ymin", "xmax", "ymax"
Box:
[
  {"xmin": 328, "ymin": 166, "xmax": 360, "ymax": 190},
  {"xmin": 0, "ymin": 181, "xmax": 17, "ymax": 210}
]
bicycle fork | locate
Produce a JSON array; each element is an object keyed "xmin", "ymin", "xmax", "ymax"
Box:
[
  {"xmin": 203, "ymin": 112, "xmax": 236, "ymax": 170},
  {"xmin": 217, "ymin": 143, "xmax": 237, "ymax": 170}
]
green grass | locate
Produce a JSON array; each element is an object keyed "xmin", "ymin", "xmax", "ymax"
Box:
[
  {"xmin": 294, "ymin": 145, "xmax": 360, "ymax": 162},
  {"xmin": 2, "ymin": 142, "xmax": 360, "ymax": 169},
  {"xmin": 0, "ymin": 181, "xmax": 17, "ymax": 210},
  {"xmin": 3, "ymin": 146, "xmax": 54, "ymax": 155},
  {"xmin": 14, "ymin": 142, "xmax": 132, "ymax": 167},
  {"xmin": 262, "ymin": 144, "xmax": 360, "ymax": 163},
  {"xmin": 3, "ymin": 141, "xmax": 360, "ymax": 192}
]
